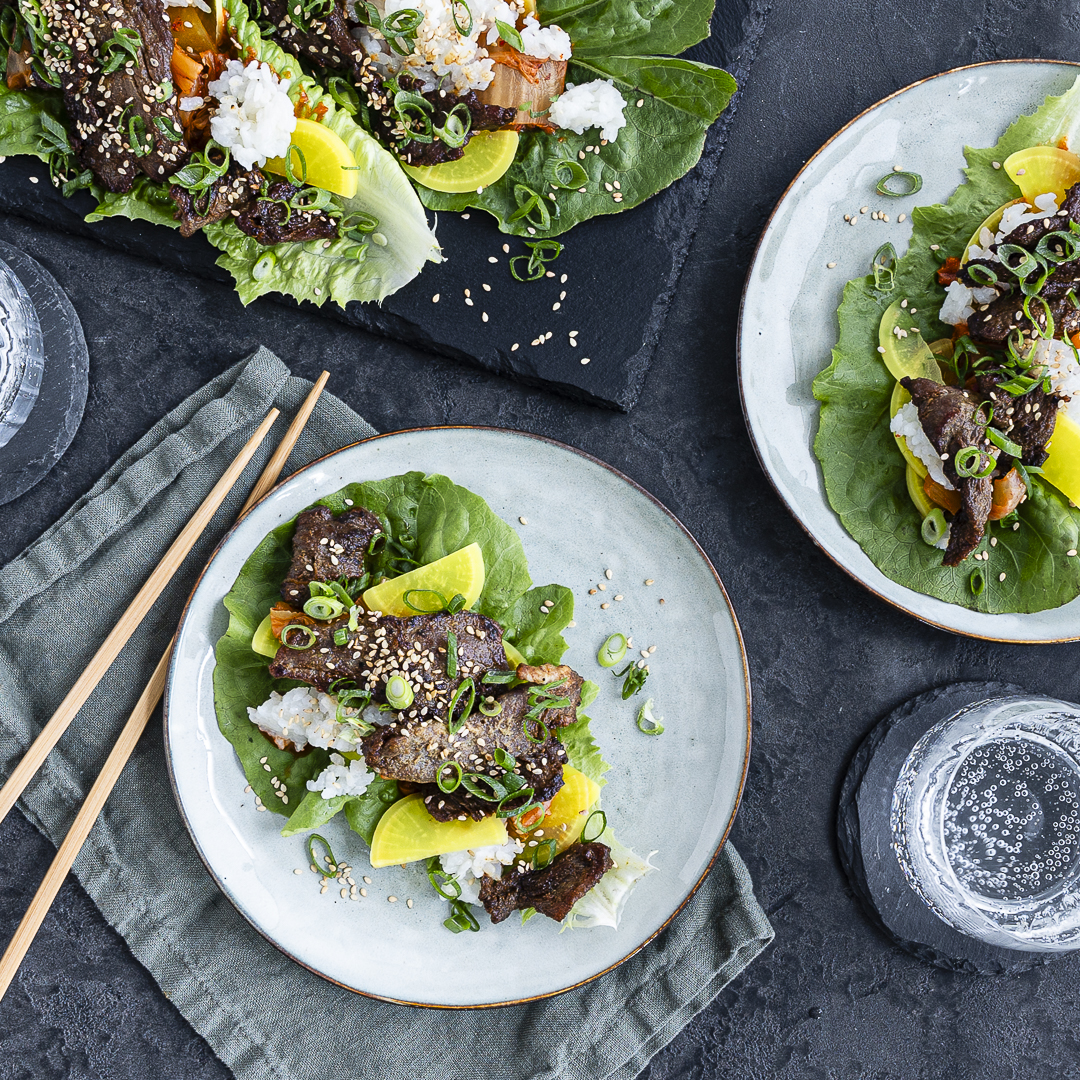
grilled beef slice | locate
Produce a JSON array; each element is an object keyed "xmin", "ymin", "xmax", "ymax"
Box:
[
  {"xmin": 280, "ymin": 505, "xmax": 382, "ymax": 604},
  {"xmin": 973, "ymin": 373, "xmax": 1060, "ymax": 468},
  {"xmin": 900, "ymin": 377, "xmax": 996, "ymax": 566},
  {"xmin": 236, "ymin": 178, "xmax": 341, "ymax": 244},
  {"xmin": 363, "ymin": 679, "xmax": 569, "ymax": 816},
  {"xmin": 478, "ymin": 842, "xmax": 613, "ymax": 924},
  {"xmin": 256, "ymin": 0, "xmax": 365, "ymax": 78},
  {"xmin": 269, "ymin": 609, "xmax": 505, "ymax": 701},
  {"xmin": 170, "ymin": 168, "xmax": 261, "ymax": 237},
  {"xmin": 514, "ymin": 663, "xmax": 583, "ymax": 728},
  {"xmin": 33, "ymin": 0, "xmax": 188, "ymax": 192},
  {"xmin": 394, "ymin": 87, "xmax": 516, "ymax": 167}
]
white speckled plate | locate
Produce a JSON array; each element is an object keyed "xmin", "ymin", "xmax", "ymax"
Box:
[
  {"xmin": 740, "ymin": 60, "xmax": 1080, "ymax": 643},
  {"xmin": 164, "ymin": 427, "xmax": 750, "ymax": 1006}
]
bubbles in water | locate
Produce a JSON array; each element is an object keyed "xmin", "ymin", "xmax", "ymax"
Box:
[{"xmin": 944, "ymin": 738, "xmax": 1080, "ymax": 901}]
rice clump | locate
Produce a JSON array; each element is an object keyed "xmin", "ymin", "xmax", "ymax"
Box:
[
  {"xmin": 890, "ymin": 401, "xmax": 954, "ymax": 490},
  {"xmin": 307, "ymin": 753, "xmax": 374, "ymax": 800},
  {"xmin": 247, "ymin": 686, "xmax": 371, "ymax": 752},
  {"xmin": 209, "ymin": 59, "xmax": 296, "ymax": 169},
  {"xmin": 548, "ymin": 80, "xmax": 627, "ymax": 143},
  {"xmin": 440, "ymin": 838, "xmax": 525, "ymax": 903}
]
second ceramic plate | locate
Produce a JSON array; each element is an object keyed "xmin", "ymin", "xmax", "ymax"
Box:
[
  {"xmin": 164, "ymin": 427, "xmax": 751, "ymax": 1006},
  {"xmin": 740, "ymin": 60, "xmax": 1080, "ymax": 643}
]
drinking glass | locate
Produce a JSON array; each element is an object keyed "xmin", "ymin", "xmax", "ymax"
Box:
[
  {"xmin": 891, "ymin": 694, "xmax": 1080, "ymax": 951},
  {"xmin": 0, "ymin": 255, "xmax": 44, "ymax": 450}
]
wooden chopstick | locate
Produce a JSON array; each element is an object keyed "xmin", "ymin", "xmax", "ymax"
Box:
[
  {"xmin": 0, "ymin": 372, "xmax": 329, "ymax": 1002},
  {"xmin": 0, "ymin": 407, "xmax": 280, "ymax": 830}
]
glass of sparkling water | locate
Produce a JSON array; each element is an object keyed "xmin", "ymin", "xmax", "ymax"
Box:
[
  {"xmin": 891, "ymin": 694, "xmax": 1080, "ymax": 951},
  {"xmin": 0, "ymin": 255, "xmax": 43, "ymax": 450}
]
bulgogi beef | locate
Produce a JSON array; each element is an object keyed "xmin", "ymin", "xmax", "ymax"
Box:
[
  {"xmin": 901, "ymin": 377, "xmax": 996, "ymax": 566},
  {"xmin": 961, "ymin": 180, "xmax": 1080, "ymax": 347},
  {"xmin": 363, "ymin": 678, "xmax": 571, "ymax": 814},
  {"xmin": 235, "ymin": 178, "xmax": 341, "ymax": 244},
  {"xmin": 478, "ymin": 842, "xmax": 613, "ymax": 924},
  {"xmin": 255, "ymin": 0, "xmax": 364, "ymax": 78},
  {"xmin": 514, "ymin": 663, "xmax": 583, "ymax": 727},
  {"xmin": 973, "ymin": 372, "xmax": 1060, "ymax": 468},
  {"xmin": 20, "ymin": 0, "xmax": 189, "ymax": 192},
  {"xmin": 280, "ymin": 505, "xmax": 382, "ymax": 604},
  {"xmin": 170, "ymin": 168, "xmax": 262, "ymax": 236}
]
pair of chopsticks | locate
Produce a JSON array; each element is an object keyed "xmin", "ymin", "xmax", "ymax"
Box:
[{"xmin": 0, "ymin": 371, "xmax": 331, "ymax": 1002}]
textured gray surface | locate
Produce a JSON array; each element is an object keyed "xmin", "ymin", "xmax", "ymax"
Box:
[{"xmin": 6, "ymin": 0, "xmax": 1080, "ymax": 1077}]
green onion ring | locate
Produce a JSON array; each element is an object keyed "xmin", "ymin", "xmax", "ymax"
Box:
[
  {"xmin": 403, "ymin": 588, "xmax": 448, "ymax": 613},
  {"xmin": 448, "ymin": 677, "xmax": 476, "ymax": 734},
  {"xmin": 581, "ymin": 809, "xmax": 607, "ymax": 844},
  {"xmin": 478, "ymin": 698, "xmax": 503, "ymax": 717},
  {"xmin": 303, "ymin": 596, "xmax": 346, "ymax": 620},
  {"xmin": 281, "ymin": 623, "xmax": 317, "ymax": 650},
  {"xmin": 436, "ymin": 761, "xmax": 463, "ymax": 793},
  {"xmin": 446, "ymin": 630, "xmax": 458, "ymax": 679},
  {"xmin": 531, "ymin": 838, "xmax": 557, "ymax": 869},
  {"xmin": 596, "ymin": 632, "xmax": 628, "ymax": 668},
  {"xmin": 876, "ymin": 170, "xmax": 922, "ymax": 197},
  {"xmin": 970, "ymin": 567, "xmax": 986, "ymax": 597},
  {"xmin": 306, "ymin": 833, "xmax": 338, "ymax": 877},
  {"xmin": 920, "ymin": 508, "xmax": 948, "ymax": 548},
  {"xmin": 385, "ymin": 674, "xmax": 415, "ymax": 711}
]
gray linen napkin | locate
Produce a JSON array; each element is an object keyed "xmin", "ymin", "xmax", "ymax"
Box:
[{"xmin": 0, "ymin": 347, "xmax": 773, "ymax": 1080}]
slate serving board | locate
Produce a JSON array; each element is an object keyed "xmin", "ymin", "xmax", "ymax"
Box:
[{"xmin": 0, "ymin": 1, "xmax": 760, "ymax": 410}]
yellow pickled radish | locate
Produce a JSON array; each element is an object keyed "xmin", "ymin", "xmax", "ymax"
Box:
[
  {"xmin": 542, "ymin": 766, "xmax": 601, "ymax": 856},
  {"xmin": 369, "ymin": 794, "xmax": 507, "ymax": 867},
  {"xmin": 264, "ymin": 118, "xmax": 358, "ymax": 198},
  {"xmin": 906, "ymin": 463, "xmax": 935, "ymax": 518},
  {"xmin": 1004, "ymin": 145, "xmax": 1080, "ymax": 208},
  {"xmin": 962, "ymin": 199, "xmax": 1025, "ymax": 264},
  {"xmin": 504, "ymin": 639, "xmax": 527, "ymax": 667},
  {"xmin": 1042, "ymin": 409, "xmax": 1080, "ymax": 506},
  {"xmin": 251, "ymin": 612, "xmax": 279, "ymax": 657},
  {"xmin": 362, "ymin": 542, "xmax": 485, "ymax": 616},
  {"xmin": 403, "ymin": 130, "xmax": 519, "ymax": 193},
  {"xmin": 890, "ymin": 382, "xmax": 928, "ymax": 479},
  {"xmin": 878, "ymin": 300, "xmax": 941, "ymax": 384}
]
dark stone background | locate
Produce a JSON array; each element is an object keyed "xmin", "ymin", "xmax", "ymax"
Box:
[{"xmin": 5, "ymin": 1, "xmax": 1080, "ymax": 1077}]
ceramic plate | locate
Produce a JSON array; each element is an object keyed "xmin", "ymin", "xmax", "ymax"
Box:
[
  {"xmin": 740, "ymin": 60, "xmax": 1080, "ymax": 643},
  {"xmin": 164, "ymin": 427, "xmax": 751, "ymax": 1006}
]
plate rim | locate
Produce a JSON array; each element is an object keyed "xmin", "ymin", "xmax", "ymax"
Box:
[
  {"xmin": 738, "ymin": 57, "xmax": 1080, "ymax": 646},
  {"xmin": 163, "ymin": 423, "xmax": 753, "ymax": 1008}
]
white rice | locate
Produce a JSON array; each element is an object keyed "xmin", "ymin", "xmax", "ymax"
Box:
[
  {"xmin": 360, "ymin": 0, "xmax": 562, "ymax": 96},
  {"xmin": 891, "ymin": 401, "xmax": 955, "ymax": 490},
  {"xmin": 941, "ymin": 191, "xmax": 1061, "ymax": 327},
  {"xmin": 548, "ymin": 80, "xmax": 627, "ymax": 144},
  {"xmin": 179, "ymin": 96, "xmax": 205, "ymax": 111},
  {"xmin": 306, "ymin": 753, "xmax": 374, "ymax": 800},
  {"xmin": 164, "ymin": 0, "xmax": 210, "ymax": 10},
  {"xmin": 1030, "ymin": 336, "xmax": 1080, "ymax": 423},
  {"xmin": 516, "ymin": 14, "xmax": 571, "ymax": 61},
  {"xmin": 247, "ymin": 686, "xmax": 374, "ymax": 752},
  {"xmin": 208, "ymin": 59, "xmax": 296, "ymax": 170},
  {"xmin": 440, "ymin": 838, "xmax": 525, "ymax": 904}
]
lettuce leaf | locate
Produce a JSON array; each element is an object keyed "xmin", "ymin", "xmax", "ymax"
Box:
[
  {"xmin": 813, "ymin": 75, "xmax": 1080, "ymax": 614},
  {"xmin": 0, "ymin": 82, "xmax": 67, "ymax": 159},
  {"xmin": 212, "ymin": 472, "xmax": 569, "ymax": 840},
  {"xmin": 415, "ymin": 0, "xmax": 734, "ymax": 237},
  {"xmin": 85, "ymin": 179, "xmax": 181, "ymax": 228},
  {"xmin": 205, "ymin": 0, "xmax": 440, "ymax": 305},
  {"xmin": 498, "ymin": 584, "xmax": 574, "ymax": 665},
  {"xmin": 562, "ymin": 830, "xmax": 656, "ymax": 930},
  {"xmin": 417, "ymin": 53, "xmax": 734, "ymax": 237}
]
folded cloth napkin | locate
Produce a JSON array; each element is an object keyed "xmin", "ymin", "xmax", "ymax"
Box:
[{"xmin": 0, "ymin": 347, "xmax": 773, "ymax": 1080}]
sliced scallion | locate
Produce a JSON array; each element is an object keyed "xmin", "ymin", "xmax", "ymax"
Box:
[
  {"xmin": 281, "ymin": 623, "xmax": 317, "ymax": 650},
  {"xmin": 385, "ymin": 674, "xmax": 414, "ymax": 710},
  {"xmin": 920, "ymin": 508, "xmax": 948, "ymax": 548},
  {"xmin": 876, "ymin": 170, "xmax": 922, "ymax": 197},
  {"xmin": 581, "ymin": 809, "xmax": 607, "ymax": 844},
  {"xmin": 448, "ymin": 677, "xmax": 476, "ymax": 734},
  {"xmin": 636, "ymin": 698, "xmax": 665, "ymax": 736},
  {"xmin": 596, "ymin": 632, "xmax": 628, "ymax": 668},
  {"xmin": 436, "ymin": 761, "xmax": 463, "ymax": 793}
]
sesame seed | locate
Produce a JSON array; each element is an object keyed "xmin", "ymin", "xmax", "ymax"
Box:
[
  {"xmin": 28, "ymin": 176, "xmax": 38, "ymax": 183},
  {"xmin": 614, "ymin": 594, "xmax": 624, "ymax": 601},
  {"xmin": 605, "ymin": 568, "xmax": 613, "ymax": 579},
  {"xmin": 432, "ymin": 293, "xmax": 440, "ymax": 302},
  {"xmin": 645, "ymin": 579, "xmax": 654, "ymax": 585},
  {"xmin": 488, "ymin": 256, "xmax": 498, "ymax": 263},
  {"xmin": 999, "ymin": 572, "xmax": 1007, "ymax": 582},
  {"xmin": 636, "ymin": 98, "xmax": 643, "ymax": 107},
  {"xmin": 893, "ymin": 164, "xmax": 903, "ymax": 172},
  {"xmin": 601, "ymin": 602, "xmax": 610, "ymax": 609},
  {"xmin": 364, "ymin": 876, "xmax": 372, "ymax": 884},
  {"xmin": 519, "ymin": 516, "xmax": 528, "ymax": 525},
  {"xmin": 512, "ymin": 343, "xmax": 519, "ymax": 351},
  {"xmin": 552, "ymin": 302, "xmax": 561, "ymax": 310},
  {"xmin": 898, "ymin": 214, "xmax": 907, "ymax": 222},
  {"xmin": 598, "ymin": 583, "xmax": 607, "ymax": 591},
  {"xmin": 1069, "ymin": 549, "xmax": 1078, "ymax": 557},
  {"xmin": 860, "ymin": 206, "xmax": 868, "ymax": 214},
  {"xmin": 340, "ymin": 888, "xmax": 348, "ymax": 898},
  {"xmin": 849, "ymin": 217, "xmax": 857, "ymax": 226},
  {"xmin": 482, "ymin": 312, "xmax": 489, "ymax": 322},
  {"xmin": 360, "ymin": 888, "xmax": 367, "ymax": 896},
  {"xmin": 827, "ymin": 261, "xmax": 837, "ymax": 268},
  {"xmin": 407, "ymin": 898, "xmax": 414, "ymax": 908},
  {"xmin": 465, "ymin": 298, "xmax": 474, "ymax": 306},
  {"xmin": 567, "ymin": 620, "xmax": 576, "ymax": 627},
  {"xmin": 580, "ymin": 357, "xmax": 591, "ymax": 365},
  {"xmin": 993, "ymin": 161, "xmax": 1001, "ymax": 169}
]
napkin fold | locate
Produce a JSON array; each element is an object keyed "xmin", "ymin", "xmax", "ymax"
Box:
[{"xmin": 0, "ymin": 348, "xmax": 773, "ymax": 1080}]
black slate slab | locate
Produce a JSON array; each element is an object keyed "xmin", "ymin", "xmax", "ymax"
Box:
[{"xmin": 0, "ymin": 1, "xmax": 761, "ymax": 411}]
